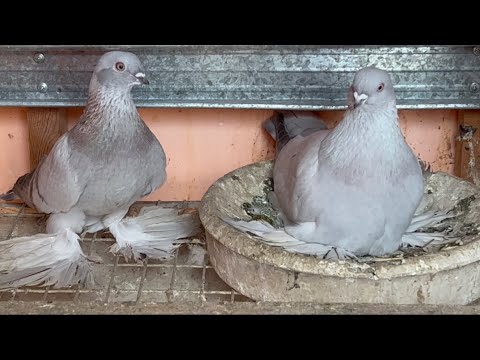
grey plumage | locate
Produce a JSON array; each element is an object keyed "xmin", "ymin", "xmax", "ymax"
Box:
[
  {"xmin": 0, "ymin": 190, "xmax": 18, "ymax": 201},
  {"xmin": 0, "ymin": 51, "xmax": 201, "ymax": 289},
  {"xmin": 13, "ymin": 52, "xmax": 166, "ymax": 218},
  {"xmin": 273, "ymin": 67, "xmax": 424, "ymax": 256},
  {"xmin": 263, "ymin": 111, "xmax": 432, "ymax": 175},
  {"xmin": 263, "ymin": 111, "xmax": 328, "ymax": 155},
  {"xmin": 227, "ymin": 66, "xmax": 452, "ymax": 258}
]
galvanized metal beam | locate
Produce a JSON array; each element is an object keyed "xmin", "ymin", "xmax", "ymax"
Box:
[{"xmin": 0, "ymin": 45, "xmax": 478, "ymax": 109}]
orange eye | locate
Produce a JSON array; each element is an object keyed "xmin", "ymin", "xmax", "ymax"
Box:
[
  {"xmin": 377, "ymin": 83, "xmax": 384, "ymax": 92},
  {"xmin": 115, "ymin": 62, "xmax": 125, "ymax": 71}
]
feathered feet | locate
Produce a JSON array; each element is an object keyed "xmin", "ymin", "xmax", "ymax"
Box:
[
  {"xmin": 222, "ymin": 217, "xmax": 357, "ymax": 260},
  {"xmin": 0, "ymin": 229, "xmax": 93, "ymax": 289},
  {"xmin": 109, "ymin": 206, "xmax": 203, "ymax": 261},
  {"xmin": 223, "ymin": 210, "xmax": 460, "ymax": 261}
]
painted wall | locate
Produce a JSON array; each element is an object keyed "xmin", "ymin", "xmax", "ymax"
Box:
[{"xmin": 0, "ymin": 108, "xmax": 458, "ymax": 201}]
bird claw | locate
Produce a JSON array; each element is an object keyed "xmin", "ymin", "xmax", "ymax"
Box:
[{"xmin": 322, "ymin": 247, "xmax": 357, "ymax": 260}]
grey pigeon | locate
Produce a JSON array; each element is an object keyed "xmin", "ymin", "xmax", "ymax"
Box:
[
  {"xmin": 0, "ymin": 51, "xmax": 201, "ymax": 289},
  {"xmin": 225, "ymin": 66, "xmax": 453, "ymax": 258}
]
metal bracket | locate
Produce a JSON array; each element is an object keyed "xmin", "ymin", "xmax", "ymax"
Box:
[{"xmin": 0, "ymin": 45, "xmax": 479, "ymax": 109}]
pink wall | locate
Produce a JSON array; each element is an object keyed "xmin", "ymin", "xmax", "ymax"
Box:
[{"xmin": 0, "ymin": 108, "xmax": 458, "ymax": 201}]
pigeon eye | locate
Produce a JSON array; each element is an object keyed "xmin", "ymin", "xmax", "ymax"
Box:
[
  {"xmin": 115, "ymin": 62, "xmax": 125, "ymax": 72},
  {"xmin": 377, "ymin": 83, "xmax": 384, "ymax": 92}
]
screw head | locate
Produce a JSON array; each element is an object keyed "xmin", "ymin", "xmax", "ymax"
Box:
[
  {"xmin": 474, "ymin": 47, "xmax": 480, "ymax": 56},
  {"xmin": 38, "ymin": 83, "xmax": 48, "ymax": 92},
  {"xmin": 470, "ymin": 82, "xmax": 479, "ymax": 93},
  {"xmin": 33, "ymin": 52, "xmax": 45, "ymax": 63}
]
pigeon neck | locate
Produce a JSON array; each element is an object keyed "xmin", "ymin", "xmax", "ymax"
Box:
[
  {"xmin": 83, "ymin": 86, "xmax": 139, "ymax": 125},
  {"xmin": 340, "ymin": 101, "xmax": 400, "ymax": 135},
  {"xmin": 321, "ymin": 101, "xmax": 409, "ymax": 170}
]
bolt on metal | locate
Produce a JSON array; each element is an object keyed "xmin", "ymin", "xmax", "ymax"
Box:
[
  {"xmin": 470, "ymin": 82, "xmax": 479, "ymax": 93},
  {"xmin": 474, "ymin": 47, "xmax": 480, "ymax": 56},
  {"xmin": 38, "ymin": 83, "xmax": 48, "ymax": 92},
  {"xmin": 33, "ymin": 53, "xmax": 45, "ymax": 63}
]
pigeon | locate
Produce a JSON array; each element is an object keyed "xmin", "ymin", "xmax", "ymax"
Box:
[
  {"xmin": 0, "ymin": 51, "xmax": 201, "ymax": 289},
  {"xmin": 225, "ymin": 66, "xmax": 454, "ymax": 259}
]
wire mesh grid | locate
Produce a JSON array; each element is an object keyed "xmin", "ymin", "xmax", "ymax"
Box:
[
  {"xmin": 5, "ymin": 202, "xmax": 480, "ymax": 315},
  {"xmin": 0, "ymin": 202, "xmax": 253, "ymax": 306}
]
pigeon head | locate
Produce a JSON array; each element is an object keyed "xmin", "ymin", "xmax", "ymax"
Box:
[
  {"xmin": 348, "ymin": 66, "xmax": 395, "ymax": 109},
  {"xmin": 91, "ymin": 51, "xmax": 149, "ymax": 90}
]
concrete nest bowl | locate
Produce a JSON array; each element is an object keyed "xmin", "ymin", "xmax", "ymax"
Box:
[{"xmin": 199, "ymin": 161, "xmax": 480, "ymax": 305}]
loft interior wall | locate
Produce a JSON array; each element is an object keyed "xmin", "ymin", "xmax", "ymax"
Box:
[{"xmin": 0, "ymin": 107, "xmax": 458, "ymax": 201}]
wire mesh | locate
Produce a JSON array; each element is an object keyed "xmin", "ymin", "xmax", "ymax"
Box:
[{"xmin": 0, "ymin": 202, "xmax": 253, "ymax": 306}]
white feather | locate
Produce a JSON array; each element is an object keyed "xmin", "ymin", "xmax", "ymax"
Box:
[
  {"xmin": 222, "ymin": 217, "xmax": 356, "ymax": 260},
  {"xmin": 402, "ymin": 209, "xmax": 458, "ymax": 248},
  {"xmin": 406, "ymin": 210, "xmax": 457, "ymax": 233},
  {"xmin": 224, "ymin": 207, "xmax": 460, "ymax": 259},
  {"xmin": 0, "ymin": 229, "xmax": 92, "ymax": 289},
  {"xmin": 109, "ymin": 206, "xmax": 202, "ymax": 261},
  {"xmin": 401, "ymin": 232, "xmax": 456, "ymax": 248}
]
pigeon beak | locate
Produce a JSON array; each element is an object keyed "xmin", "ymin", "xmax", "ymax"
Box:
[
  {"xmin": 135, "ymin": 72, "xmax": 149, "ymax": 85},
  {"xmin": 353, "ymin": 92, "xmax": 368, "ymax": 108}
]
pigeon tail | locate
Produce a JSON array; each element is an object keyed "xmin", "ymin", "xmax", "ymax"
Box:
[
  {"xmin": 0, "ymin": 190, "xmax": 19, "ymax": 201},
  {"xmin": 268, "ymin": 112, "xmax": 292, "ymax": 154},
  {"xmin": 402, "ymin": 210, "xmax": 459, "ymax": 248}
]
